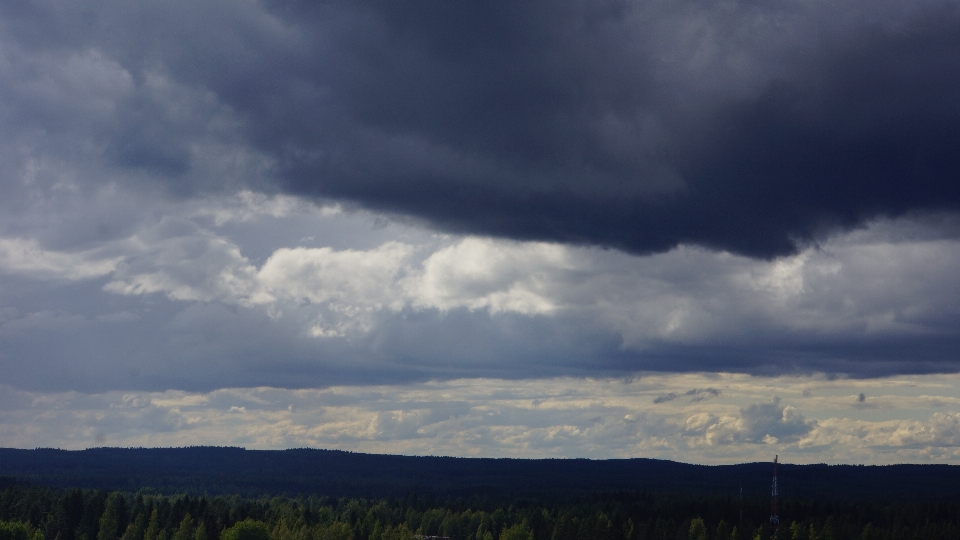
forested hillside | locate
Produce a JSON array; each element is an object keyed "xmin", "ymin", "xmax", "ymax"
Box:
[
  {"xmin": 3, "ymin": 448, "xmax": 959, "ymax": 539},
  {"xmin": 1, "ymin": 481, "xmax": 959, "ymax": 540},
  {"xmin": 2, "ymin": 448, "xmax": 958, "ymax": 502}
]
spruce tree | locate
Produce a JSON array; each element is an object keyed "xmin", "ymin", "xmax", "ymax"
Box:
[
  {"xmin": 689, "ymin": 518, "xmax": 708, "ymax": 540},
  {"xmin": 97, "ymin": 503, "xmax": 119, "ymax": 540},
  {"xmin": 171, "ymin": 515, "xmax": 194, "ymax": 540},
  {"xmin": 143, "ymin": 510, "xmax": 160, "ymax": 540}
]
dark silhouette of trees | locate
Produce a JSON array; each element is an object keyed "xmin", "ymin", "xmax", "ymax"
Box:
[{"xmin": 1, "ymin": 481, "xmax": 959, "ymax": 540}]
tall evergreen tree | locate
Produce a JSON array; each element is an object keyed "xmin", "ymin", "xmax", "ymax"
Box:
[
  {"xmin": 171, "ymin": 515, "xmax": 193, "ymax": 540},
  {"xmin": 498, "ymin": 522, "xmax": 533, "ymax": 540},
  {"xmin": 143, "ymin": 510, "xmax": 160, "ymax": 540},
  {"xmin": 689, "ymin": 517, "xmax": 707, "ymax": 540},
  {"xmin": 97, "ymin": 503, "xmax": 118, "ymax": 540},
  {"xmin": 120, "ymin": 523, "xmax": 139, "ymax": 540}
]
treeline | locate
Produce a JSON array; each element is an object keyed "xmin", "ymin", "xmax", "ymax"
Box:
[
  {"xmin": 5, "ymin": 448, "xmax": 960, "ymax": 502},
  {"xmin": 1, "ymin": 482, "xmax": 959, "ymax": 540}
]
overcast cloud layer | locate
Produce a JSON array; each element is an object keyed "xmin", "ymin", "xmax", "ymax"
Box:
[
  {"xmin": 3, "ymin": 0, "xmax": 960, "ymax": 460},
  {"xmin": 4, "ymin": 373, "xmax": 960, "ymax": 464}
]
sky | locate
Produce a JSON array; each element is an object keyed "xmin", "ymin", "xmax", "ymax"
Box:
[{"xmin": 1, "ymin": 0, "xmax": 960, "ymax": 464}]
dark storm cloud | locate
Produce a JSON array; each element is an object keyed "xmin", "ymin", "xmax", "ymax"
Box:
[{"xmin": 4, "ymin": 0, "xmax": 960, "ymax": 257}]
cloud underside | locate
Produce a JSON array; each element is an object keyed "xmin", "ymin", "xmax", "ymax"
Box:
[
  {"xmin": 1, "ymin": 197, "xmax": 960, "ymax": 392},
  {"xmin": 3, "ymin": 374, "xmax": 960, "ymax": 463},
  {"xmin": 2, "ymin": 1, "xmax": 960, "ymax": 257}
]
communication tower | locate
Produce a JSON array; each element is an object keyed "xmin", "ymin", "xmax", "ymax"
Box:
[{"xmin": 769, "ymin": 455, "xmax": 779, "ymax": 539}]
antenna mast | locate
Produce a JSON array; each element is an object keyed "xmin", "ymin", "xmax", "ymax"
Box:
[{"xmin": 769, "ymin": 455, "xmax": 779, "ymax": 539}]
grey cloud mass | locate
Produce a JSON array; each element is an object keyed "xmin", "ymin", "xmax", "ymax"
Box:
[
  {"xmin": 4, "ymin": 205, "xmax": 960, "ymax": 393},
  {"xmin": 737, "ymin": 396, "xmax": 815, "ymax": 444},
  {"xmin": 653, "ymin": 388, "xmax": 720, "ymax": 404},
  {"xmin": 3, "ymin": 0, "xmax": 960, "ymax": 459},
  {"xmin": 3, "ymin": 0, "xmax": 960, "ymax": 256}
]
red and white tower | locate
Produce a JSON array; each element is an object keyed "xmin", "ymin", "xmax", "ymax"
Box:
[{"xmin": 769, "ymin": 455, "xmax": 780, "ymax": 538}]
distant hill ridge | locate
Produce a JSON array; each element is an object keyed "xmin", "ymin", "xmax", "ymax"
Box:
[{"xmin": 1, "ymin": 447, "xmax": 957, "ymax": 502}]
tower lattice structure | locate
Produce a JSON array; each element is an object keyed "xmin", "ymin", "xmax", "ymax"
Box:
[{"xmin": 770, "ymin": 455, "xmax": 779, "ymax": 539}]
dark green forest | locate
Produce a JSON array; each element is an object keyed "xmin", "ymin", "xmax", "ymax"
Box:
[
  {"xmin": 2, "ymin": 448, "xmax": 960, "ymax": 540},
  {"xmin": 3, "ymin": 448, "xmax": 959, "ymax": 502},
  {"xmin": 1, "ymin": 480, "xmax": 959, "ymax": 540}
]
